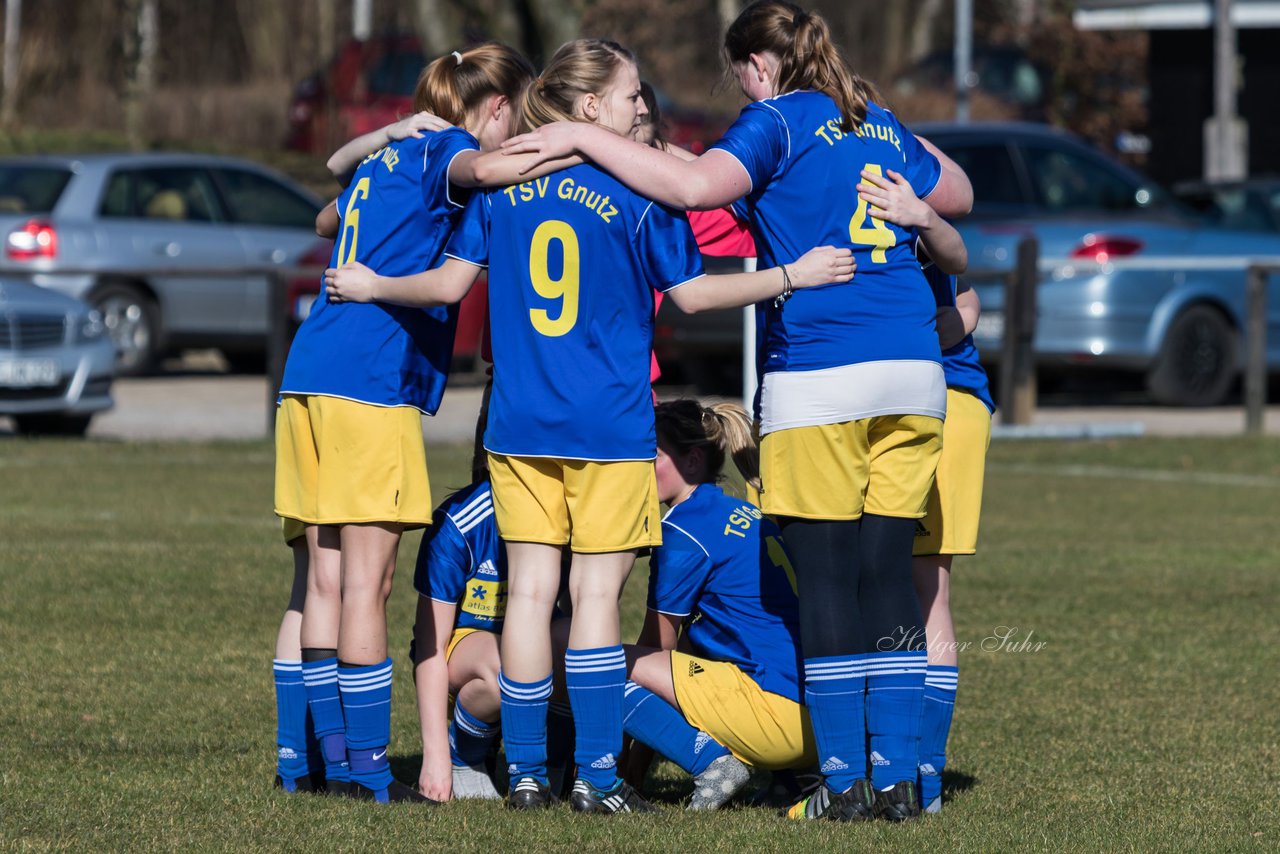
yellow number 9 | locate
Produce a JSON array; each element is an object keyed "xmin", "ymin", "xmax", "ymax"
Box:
[
  {"xmin": 337, "ymin": 177, "xmax": 370, "ymax": 265},
  {"xmin": 528, "ymin": 220, "xmax": 579, "ymax": 338},
  {"xmin": 848, "ymin": 163, "xmax": 895, "ymax": 264}
]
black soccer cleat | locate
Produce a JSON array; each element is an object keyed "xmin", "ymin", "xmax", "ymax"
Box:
[
  {"xmin": 784, "ymin": 779, "xmax": 875, "ymax": 822},
  {"xmin": 873, "ymin": 779, "xmax": 922, "ymax": 822},
  {"xmin": 507, "ymin": 776, "xmax": 558, "ymax": 810},
  {"xmin": 569, "ymin": 778, "xmax": 655, "ymax": 814},
  {"xmin": 322, "ymin": 779, "xmax": 351, "ymax": 797},
  {"xmin": 274, "ymin": 773, "xmax": 322, "ymax": 794},
  {"xmin": 346, "ymin": 778, "xmax": 437, "ymax": 804}
]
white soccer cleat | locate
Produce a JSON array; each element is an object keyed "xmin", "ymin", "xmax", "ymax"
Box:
[
  {"xmin": 450, "ymin": 763, "xmax": 501, "ymax": 800},
  {"xmin": 689, "ymin": 754, "xmax": 752, "ymax": 811}
]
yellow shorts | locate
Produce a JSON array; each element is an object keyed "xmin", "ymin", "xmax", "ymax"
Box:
[
  {"xmin": 275, "ymin": 394, "xmax": 432, "ymax": 527},
  {"xmin": 487, "ymin": 454, "xmax": 661, "ymax": 553},
  {"xmin": 759, "ymin": 415, "xmax": 943, "ymax": 520},
  {"xmin": 445, "ymin": 627, "xmax": 487, "ymax": 662},
  {"xmin": 671, "ymin": 652, "xmax": 817, "ymax": 771},
  {"xmin": 914, "ymin": 389, "xmax": 992, "ymax": 556},
  {"xmin": 281, "ymin": 516, "xmax": 306, "ymax": 546}
]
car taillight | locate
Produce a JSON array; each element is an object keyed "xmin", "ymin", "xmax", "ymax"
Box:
[
  {"xmin": 1070, "ymin": 234, "xmax": 1143, "ymax": 263},
  {"xmin": 6, "ymin": 219, "xmax": 57, "ymax": 261}
]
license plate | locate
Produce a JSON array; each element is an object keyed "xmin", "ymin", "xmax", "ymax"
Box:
[
  {"xmin": 0, "ymin": 358, "xmax": 59, "ymax": 387},
  {"xmin": 294, "ymin": 294, "xmax": 316, "ymax": 322},
  {"xmin": 975, "ymin": 311, "xmax": 1004, "ymax": 342}
]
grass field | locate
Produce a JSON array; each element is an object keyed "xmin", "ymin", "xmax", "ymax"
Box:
[{"xmin": 2, "ymin": 436, "xmax": 1278, "ymax": 852}]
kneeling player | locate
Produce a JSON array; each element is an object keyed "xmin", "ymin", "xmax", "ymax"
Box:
[{"xmin": 620, "ymin": 400, "xmax": 817, "ymax": 809}]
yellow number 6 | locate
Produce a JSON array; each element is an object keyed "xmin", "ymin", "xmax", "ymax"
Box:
[
  {"xmin": 848, "ymin": 163, "xmax": 895, "ymax": 264},
  {"xmin": 528, "ymin": 220, "xmax": 579, "ymax": 338},
  {"xmin": 336, "ymin": 177, "xmax": 370, "ymax": 265}
]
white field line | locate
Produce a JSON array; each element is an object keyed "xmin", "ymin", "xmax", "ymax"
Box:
[{"xmin": 990, "ymin": 462, "xmax": 1280, "ymax": 489}]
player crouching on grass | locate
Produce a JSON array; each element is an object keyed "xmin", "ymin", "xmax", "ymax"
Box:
[
  {"xmin": 409, "ymin": 419, "xmax": 576, "ymax": 802},
  {"xmin": 613, "ymin": 400, "xmax": 819, "ymax": 809}
]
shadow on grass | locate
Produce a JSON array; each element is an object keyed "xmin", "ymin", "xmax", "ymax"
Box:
[{"xmin": 943, "ymin": 768, "xmax": 978, "ymax": 800}]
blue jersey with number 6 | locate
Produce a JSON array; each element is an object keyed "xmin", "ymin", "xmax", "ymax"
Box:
[
  {"xmin": 648, "ymin": 484, "xmax": 803, "ymax": 703},
  {"xmin": 446, "ymin": 163, "xmax": 704, "ymax": 461},
  {"xmin": 711, "ymin": 92, "xmax": 942, "ymax": 374},
  {"xmin": 281, "ymin": 127, "xmax": 478, "ymax": 414}
]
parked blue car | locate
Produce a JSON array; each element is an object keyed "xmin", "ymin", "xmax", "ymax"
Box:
[
  {"xmin": 917, "ymin": 122, "xmax": 1280, "ymax": 405},
  {"xmin": 0, "ymin": 278, "xmax": 114, "ymax": 435}
]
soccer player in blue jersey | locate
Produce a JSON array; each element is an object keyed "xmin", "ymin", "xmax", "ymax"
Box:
[
  {"xmin": 274, "ymin": 43, "xmax": 539, "ymax": 804},
  {"xmin": 410, "ymin": 474, "xmax": 507, "ymax": 802},
  {"xmin": 618, "ymin": 400, "xmax": 816, "ymax": 810},
  {"xmin": 857, "ymin": 154, "xmax": 987, "ymax": 816},
  {"xmin": 324, "ymin": 38, "xmax": 853, "ymax": 815},
  {"xmin": 500, "ymin": 1, "xmax": 973, "ymax": 822}
]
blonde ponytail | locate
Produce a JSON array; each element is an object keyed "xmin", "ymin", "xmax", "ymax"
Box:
[
  {"xmin": 655, "ymin": 399, "xmax": 761, "ymax": 491},
  {"xmin": 412, "ymin": 42, "xmax": 535, "ymax": 126},
  {"xmin": 724, "ymin": 1, "xmax": 872, "ymax": 132}
]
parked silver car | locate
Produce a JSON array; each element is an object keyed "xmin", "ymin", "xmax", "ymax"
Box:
[
  {"xmin": 0, "ymin": 278, "xmax": 113, "ymax": 435},
  {"xmin": 915, "ymin": 122, "xmax": 1280, "ymax": 406},
  {"xmin": 0, "ymin": 153, "xmax": 323, "ymax": 373}
]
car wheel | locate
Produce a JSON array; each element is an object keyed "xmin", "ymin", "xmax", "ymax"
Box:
[
  {"xmin": 92, "ymin": 283, "xmax": 159, "ymax": 376},
  {"xmin": 1147, "ymin": 305, "xmax": 1237, "ymax": 406},
  {"xmin": 14, "ymin": 413, "xmax": 93, "ymax": 437}
]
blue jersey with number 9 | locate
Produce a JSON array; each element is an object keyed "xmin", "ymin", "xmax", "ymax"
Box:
[
  {"xmin": 711, "ymin": 91, "xmax": 942, "ymax": 375},
  {"xmin": 648, "ymin": 484, "xmax": 803, "ymax": 703},
  {"xmin": 281, "ymin": 127, "xmax": 479, "ymax": 414},
  {"xmin": 446, "ymin": 163, "xmax": 704, "ymax": 461}
]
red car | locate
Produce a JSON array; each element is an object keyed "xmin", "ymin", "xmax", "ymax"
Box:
[{"xmin": 286, "ymin": 36, "xmax": 426, "ymax": 156}]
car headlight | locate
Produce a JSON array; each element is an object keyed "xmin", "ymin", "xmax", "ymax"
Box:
[{"xmin": 77, "ymin": 309, "xmax": 105, "ymax": 342}]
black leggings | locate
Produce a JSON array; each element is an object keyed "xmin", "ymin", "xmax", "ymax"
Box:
[{"xmin": 780, "ymin": 514, "xmax": 926, "ymax": 660}]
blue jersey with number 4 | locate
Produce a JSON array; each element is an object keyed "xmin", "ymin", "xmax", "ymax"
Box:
[
  {"xmin": 281, "ymin": 127, "xmax": 479, "ymax": 414},
  {"xmin": 711, "ymin": 92, "xmax": 942, "ymax": 374},
  {"xmin": 413, "ymin": 480, "xmax": 507, "ymax": 633},
  {"xmin": 648, "ymin": 484, "xmax": 803, "ymax": 703},
  {"xmin": 446, "ymin": 164, "xmax": 704, "ymax": 460}
]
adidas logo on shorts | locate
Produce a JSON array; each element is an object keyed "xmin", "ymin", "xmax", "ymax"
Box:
[
  {"xmin": 590, "ymin": 753, "xmax": 617, "ymax": 770},
  {"xmin": 688, "ymin": 661, "xmax": 705, "ymax": 676},
  {"xmin": 914, "ymin": 520, "xmax": 930, "ymax": 537},
  {"xmin": 870, "ymin": 751, "xmax": 890, "ymax": 766}
]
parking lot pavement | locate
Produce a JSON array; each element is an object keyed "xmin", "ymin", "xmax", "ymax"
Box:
[{"xmin": 1, "ymin": 374, "xmax": 1277, "ymax": 440}]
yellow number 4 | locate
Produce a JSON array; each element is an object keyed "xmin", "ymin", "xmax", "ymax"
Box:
[
  {"xmin": 849, "ymin": 163, "xmax": 894, "ymax": 264},
  {"xmin": 528, "ymin": 220, "xmax": 580, "ymax": 337}
]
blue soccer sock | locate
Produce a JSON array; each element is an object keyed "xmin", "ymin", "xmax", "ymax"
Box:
[
  {"xmin": 449, "ymin": 700, "xmax": 500, "ymax": 768},
  {"xmin": 273, "ymin": 659, "xmax": 314, "ymax": 788},
  {"xmin": 803, "ymin": 654, "xmax": 868, "ymax": 794},
  {"xmin": 301, "ymin": 655, "xmax": 349, "ymax": 783},
  {"xmin": 565, "ymin": 645, "xmax": 627, "ymax": 791},
  {"xmin": 919, "ymin": 665, "xmax": 958, "ymax": 811},
  {"xmin": 622, "ymin": 680, "xmax": 728, "ymax": 776},
  {"xmin": 499, "ymin": 671, "xmax": 553, "ymax": 787},
  {"xmin": 865, "ymin": 650, "xmax": 928, "ymax": 790},
  {"xmin": 338, "ymin": 659, "xmax": 395, "ymax": 798}
]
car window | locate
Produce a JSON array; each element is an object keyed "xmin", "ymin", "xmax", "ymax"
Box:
[
  {"xmin": 1021, "ymin": 145, "xmax": 1146, "ymax": 213},
  {"xmin": 99, "ymin": 167, "xmax": 224, "ymax": 222},
  {"xmin": 0, "ymin": 166, "xmax": 73, "ymax": 214},
  {"xmin": 213, "ymin": 169, "xmax": 318, "ymax": 229},
  {"xmin": 936, "ymin": 142, "xmax": 1028, "ymax": 214}
]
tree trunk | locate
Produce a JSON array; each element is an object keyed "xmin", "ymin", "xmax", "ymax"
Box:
[
  {"xmin": 412, "ymin": 0, "xmax": 465, "ymax": 58},
  {"xmin": 122, "ymin": 0, "xmax": 157, "ymax": 151}
]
